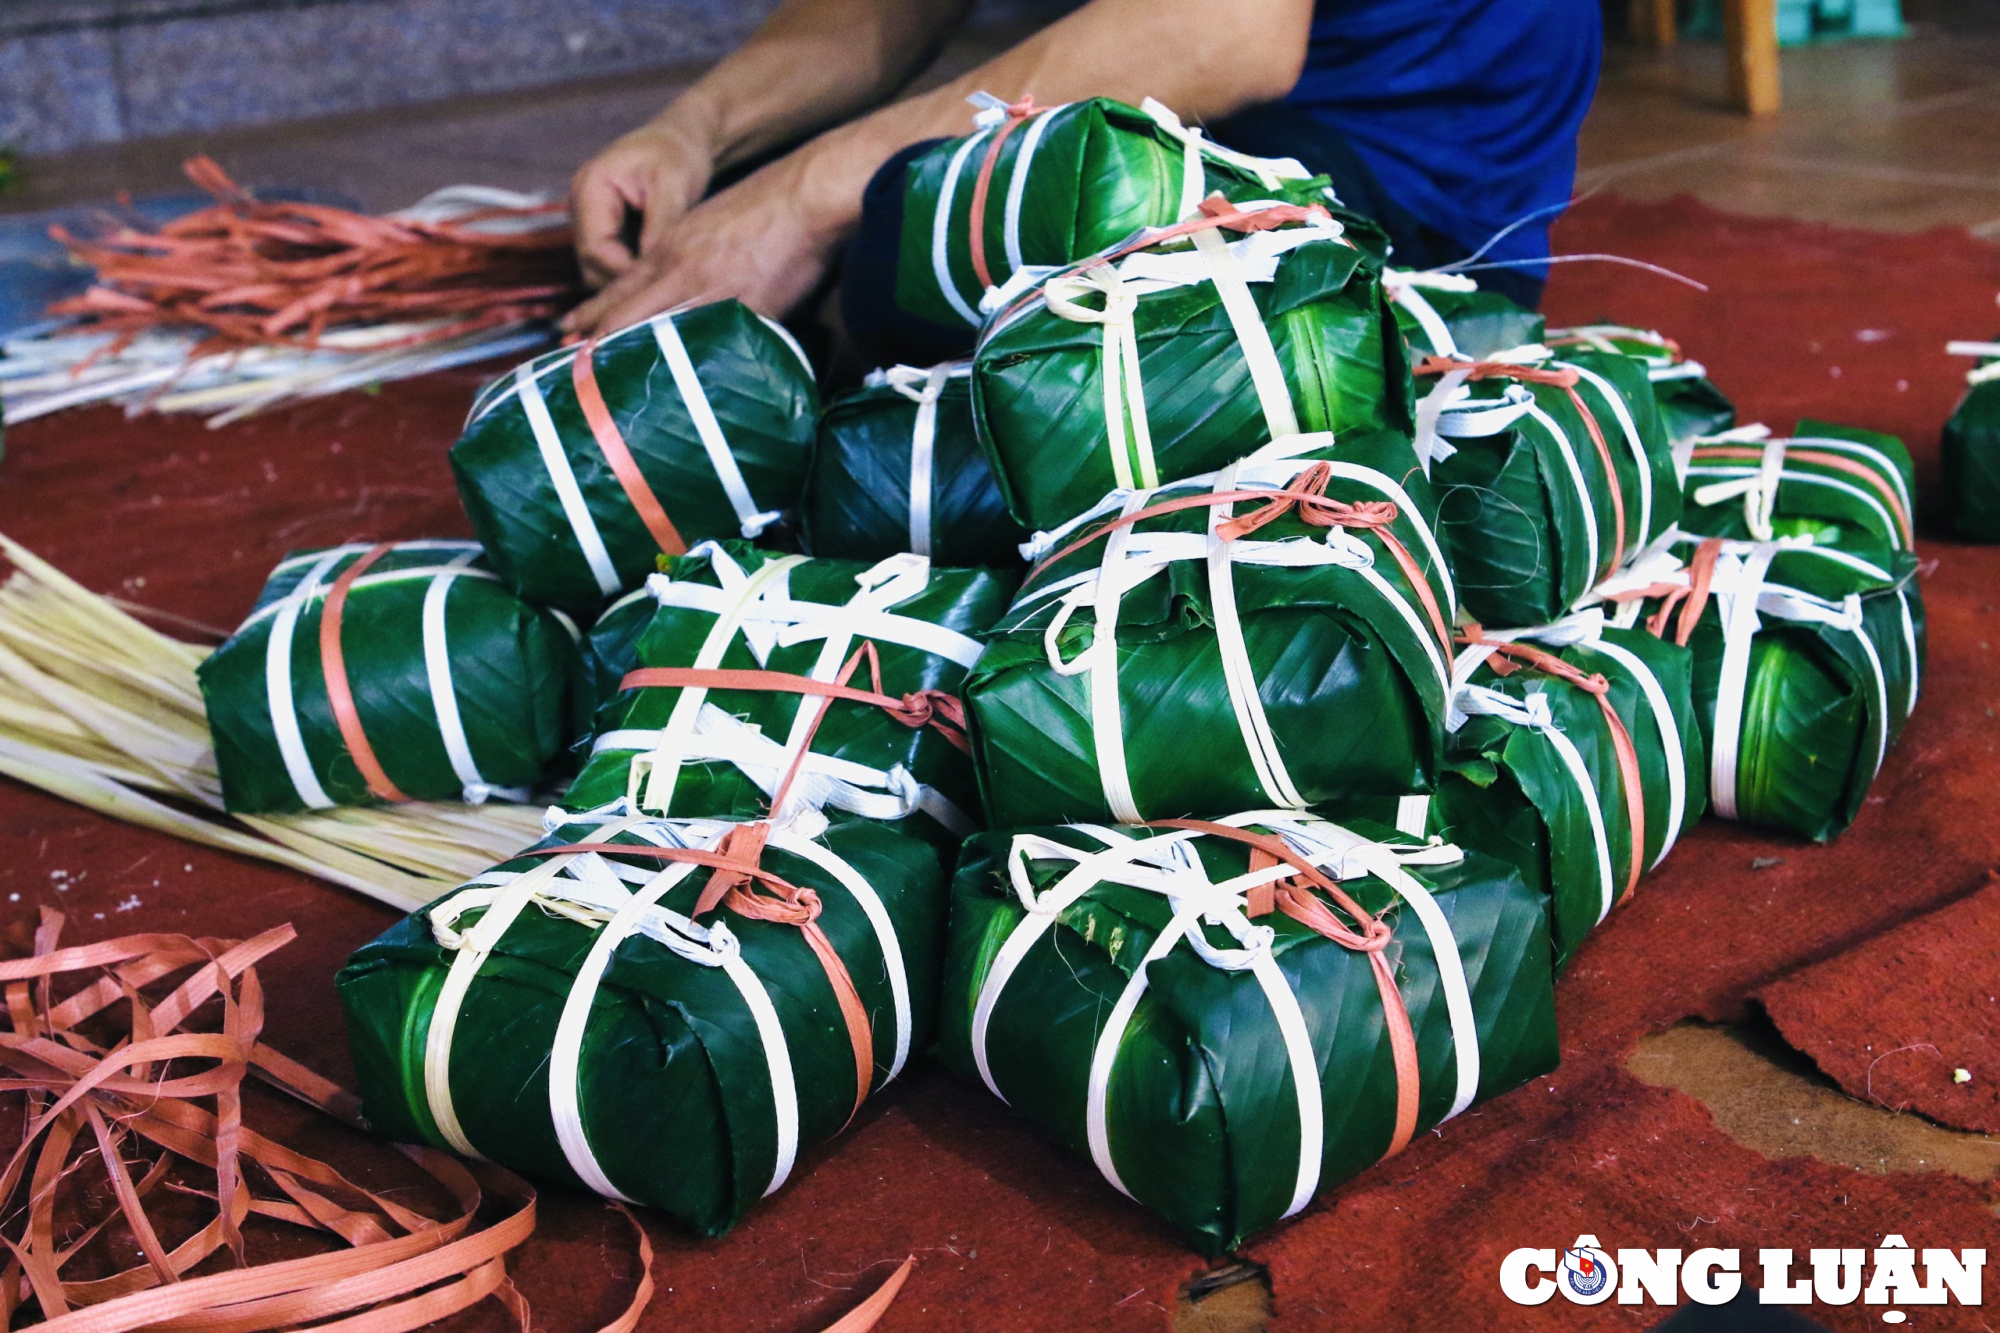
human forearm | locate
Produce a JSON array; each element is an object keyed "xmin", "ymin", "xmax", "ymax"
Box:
[
  {"xmin": 655, "ymin": 0, "xmax": 974, "ymax": 173},
  {"xmin": 786, "ymin": 0, "xmax": 1315, "ymax": 237}
]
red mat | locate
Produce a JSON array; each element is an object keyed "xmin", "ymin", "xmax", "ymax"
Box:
[
  {"xmin": 3, "ymin": 193, "xmax": 1999, "ymax": 1333},
  {"xmin": 1759, "ymin": 873, "xmax": 2000, "ymax": 1135}
]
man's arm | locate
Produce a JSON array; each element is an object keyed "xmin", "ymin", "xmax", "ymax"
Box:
[
  {"xmin": 564, "ymin": 0, "xmax": 1314, "ymax": 334},
  {"xmin": 570, "ymin": 0, "xmax": 972, "ymax": 286}
]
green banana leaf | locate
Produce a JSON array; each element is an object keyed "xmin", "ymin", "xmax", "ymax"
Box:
[
  {"xmin": 965, "ymin": 434, "xmax": 1457, "ymax": 827},
  {"xmin": 1606, "ymin": 536, "xmax": 1923, "ymax": 841},
  {"xmin": 1388, "ymin": 274, "xmax": 1545, "ymax": 359},
  {"xmin": 198, "ymin": 541, "xmax": 583, "ymax": 814},
  {"xmin": 1544, "ymin": 324, "xmax": 1736, "ymax": 449},
  {"xmin": 1681, "ymin": 420, "xmax": 1915, "ymax": 559},
  {"xmin": 895, "ymin": 95, "xmax": 1388, "ymax": 331},
  {"xmin": 563, "ymin": 541, "xmax": 1015, "ymax": 847},
  {"xmin": 1428, "ymin": 619, "xmax": 1704, "ymax": 971},
  {"xmin": 1941, "ymin": 366, "xmax": 2000, "ymax": 542},
  {"xmin": 1424, "ymin": 347, "xmax": 1681, "ymax": 628},
  {"xmin": 579, "ymin": 586, "xmax": 656, "ymax": 712},
  {"xmin": 805, "ymin": 364, "xmax": 1026, "ymax": 567},
  {"xmin": 938, "ymin": 812, "xmax": 1559, "ymax": 1254},
  {"xmin": 971, "ymin": 209, "xmax": 1414, "ymax": 534},
  {"xmin": 339, "ymin": 808, "xmax": 945, "ymax": 1236},
  {"xmin": 452, "ymin": 301, "xmax": 820, "ymax": 620}
]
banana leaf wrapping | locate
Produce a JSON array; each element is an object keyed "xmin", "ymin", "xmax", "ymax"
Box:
[
  {"xmin": 563, "ymin": 541, "xmax": 1016, "ymax": 847},
  {"xmin": 1416, "ymin": 345, "xmax": 1681, "ymax": 629},
  {"xmin": 894, "ymin": 94, "xmax": 1384, "ymax": 332},
  {"xmin": 338, "ymin": 805, "xmax": 945, "ymax": 1235},
  {"xmin": 452, "ymin": 301, "xmax": 820, "ymax": 619},
  {"xmin": 1545, "ymin": 324, "xmax": 1736, "ymax": 450},
  {"xmin": 579, "ymin": 586, "xmax": 656, "ymax": 711},
  {"xmin": 1681, "ymin": 421, "xmax": 1914, "ymax": 563},
  {"xmin": 1385, "ymin": 271, "xmax": 1545, "ymax": 360},
  {"xmin": 1589, "ymin": 534, "xmax": 1923, "ymax": 841},
  {"xmin": 1941, "ymin": 350, "xmax": 2000, "ymax": 542},
  {"xmin": 972, "ymin": 200, "xmax": 1413, "ymax": 534},
  {"xmin": 938, "ymin": 811, "xmax": 1559, "ymax": 1254},
  {"xmin": 805, "ymin": 363, "xmax": 1026, "ymax": 567},
  {"xmin": 965, "ymin": 435, "xmax": 1458, "ymax": 828},
  {"xmin": 198, "ymin": 541, "xmax": 584, "ymax": 814},
  {"xmin": 1423, "ymin": 615, "xmax": 1704, "ymax": 970}
]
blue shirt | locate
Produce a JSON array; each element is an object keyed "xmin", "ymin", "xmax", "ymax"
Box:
[{"xmin": 1286, "ymin": 0, "xmax": 1601, "ymax": 272}]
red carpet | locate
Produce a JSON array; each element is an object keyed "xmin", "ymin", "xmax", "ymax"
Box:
[
  {"xmin": 1759, "ymin": 873, "xmax": 2000, "ymax": 1136},
  {"xmin": 3, "ymin": 194, "xmax": 1999, "ymax": 1332}
]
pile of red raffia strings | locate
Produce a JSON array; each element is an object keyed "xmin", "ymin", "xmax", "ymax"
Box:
[
  {"xmin": 0, "ymin": 909, "xmax": 651, "ymax": 1333},
  {"xmin": 46, "ymin": 157, "xmax": 577, "ymax": 356}
]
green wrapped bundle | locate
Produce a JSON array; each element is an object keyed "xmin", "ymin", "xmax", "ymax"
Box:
[
  {"xmin": 1416, "ymin": 344, "xmax": 1681, "ymax": 628},
  {"xmin": 1940, "ymin": 344, "xmax": 2000, "ymax": 542},
  {"xmin": 1590, "ymin": 534, "xmax": 1923, "ymax": 841},
  {"xmin": 939, "ymin": 811, "xmax": 1559, "ymax": 1253},
  {"xmin": 1425, "ymin": 614, "xmax": 1704, "ymax": 969},
  {"xmin": 896, "ymin": 94, "xmax": 1381, "ymax": 332},
  {"xmin": 1682, "ymin": 421, "xmax": 1914, "ymax": 559},
  {"xmin": 565, "ymin": 541, "xmax": 1015, "ymax": 844},
  {"xmin": 452, "ymin": 301, "xmax": 820, "ymax": 618},
  {"xmin": 1385, "ymin": 270, "xmax": 1545, "ymax": 360},
  {"xmin": 198, "ymin": 540, "xmax": 583, "ymax": 814},
  {"xmin": 972, "ymin": 201, "xmax": 1412, "ymax": 533},
  {"xmin": 339, "ymin": 806, "xmax": 944, "ymax": 1235},
  {"xmin": 1545, "ymin": 324, "xmax": 1736, "ymax": 449},
  {"xmin": 805, "ymin": 363, "xmax": 1026, "ymax": 567},
  {"xmin": 965, "ymin": 436, "xmax": 1457, "ymax": 828}
]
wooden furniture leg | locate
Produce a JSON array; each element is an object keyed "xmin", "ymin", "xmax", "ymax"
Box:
[
  {"xmin": 1723, "ymin": 0, "xmax": 1782, "ymax": 115},
  {"xmin": 1630, "ymin": 0, "xmax": 1679, "ymax": 47}
]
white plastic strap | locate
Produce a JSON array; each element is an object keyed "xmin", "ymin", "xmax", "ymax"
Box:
[
  {"xmin": 1089, "ymin": 501, "xmax": 1142, "ymax": 821},
  {"xmin": 424, "ymin": 846, "xmax": 598, "ymax": 1157},
  {"xmin": 264, "ymin": 547, "xmax": 348, "ymax": 811},
  {"xmin": 1561, "ymin": 359, "xmax": 1654, "ymax": 549},
  {"xmin": 636, "ymin": 554, "xmax": 804, "ymax": 812},
  {"xmin": 651, "ymin": 315, "xmax": 780, "ymax": 539},
  {"xmin": 1003, "ymin": 104, "xmax": 1068, "ymax": 273},
  {"xmin": 1384, "ymin": 272, "xmax": 1463, "ymax": 358},
  {"xmin": 421, "ymin": 549, "xmax": 512, "ymax": 803},
  {"xmin": 770, "ymin": 828, "xmax": 913, "ymax": 1082},
  {"xmin": 905, "ymin": 366, "xmax": 948, "ymax": 556},
  {"xmin": 1191, "ymin": 226, "xmax": 1301, "ymax": 441},
  {"xmin": 1043, "ymin": 267, "xmax": 1157, "ymax": 490},
  {"xmin": 1525, "ymin": 403, "xmax": 1600, "ymax": 589},
  {"xmin": 930, "ymin": 129, "xmax": 990, "ymax": 325},
  {"xmin": 1575, "ymin": 635, "xmax": 1686, "ymax": 867},
  {"xmin": 518, "ymin": 363, "xmax": 620, "ymax": 597},
  {"xmin": 1207, "ymin": 465, "xmax": 1307, "ymax": 808},
  {"xmin": 1708, "ymin": 544, "xmax": 1778, "ymax": 821}
]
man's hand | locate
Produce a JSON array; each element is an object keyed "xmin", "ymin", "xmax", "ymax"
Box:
[
  {"xmin": 561, "ymin": 156, "xmax": 841, "ymax": 337},
  {"xmin": 568, "ymin": 119, "xmax": 716, "ymax": 289}
]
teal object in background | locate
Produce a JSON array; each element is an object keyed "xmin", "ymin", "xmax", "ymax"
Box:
[{"xmin": 1686, "ymin": 0, "xmax": 1902, "ymax": 43}]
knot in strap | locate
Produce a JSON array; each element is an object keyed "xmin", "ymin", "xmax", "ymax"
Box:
[
  {"xmin": 1043, "ymin": 264, "xmax": 1139, "ymax": 326},
  {"xmin": 1214, "ymin": 462, "xmax": 1400, "ymax": 541}
]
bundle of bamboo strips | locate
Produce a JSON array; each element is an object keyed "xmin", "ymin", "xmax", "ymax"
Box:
[
  {"xmin": 0, "ymin": 533, "xmax": 548, "ymax": 913},
  {"xmin": 0, "ymin": 164, "xmax": 576, "ymax": 426}
]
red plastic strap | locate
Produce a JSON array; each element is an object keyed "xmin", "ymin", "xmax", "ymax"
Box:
[
  {"xmin": 1689, "ymin": 444, "xmax": 1912, "ymax": 548},
  {"xmin": 0, "ymin": 910, "xmax": 662, "ymax": 1333},
  {"xmin": 1146, "ymin": 819, "xmax": 1421, "ymax": 1155},
  {"xmin": 966, "ymin": 97, "xmax": 1045, "ymax": 290},
  {"xmin": 1028, "ymin": 464, "xmax": 1453, "ymax": 665},
  {"xmin": 618, "ymin": 666, "xmax": 969, "ymax": 755},
  {"xmin": 317, "ymin": 543, "xmax": 409, "ymax": 803},
  {"xmin": 1461, "ymin": 631, "xmax": 1646, "ymax": 905},
  {"xmin": 1413, "ymin": 354, "xmax": 1629, "ymax": 575},
  {"xmin": 571, "ymin": 342, "xmax": 686, "ymax": 557}
]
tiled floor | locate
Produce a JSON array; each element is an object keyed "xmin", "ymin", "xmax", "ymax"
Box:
[{"xmin": 6, "ymin": 8, "xmax": 2000, "ymax": 238}]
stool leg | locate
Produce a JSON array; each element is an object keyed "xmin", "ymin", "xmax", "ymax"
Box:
[{"xmin": 1723, "ymin": 0, "xmax": 1782, "ymax": 114}]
